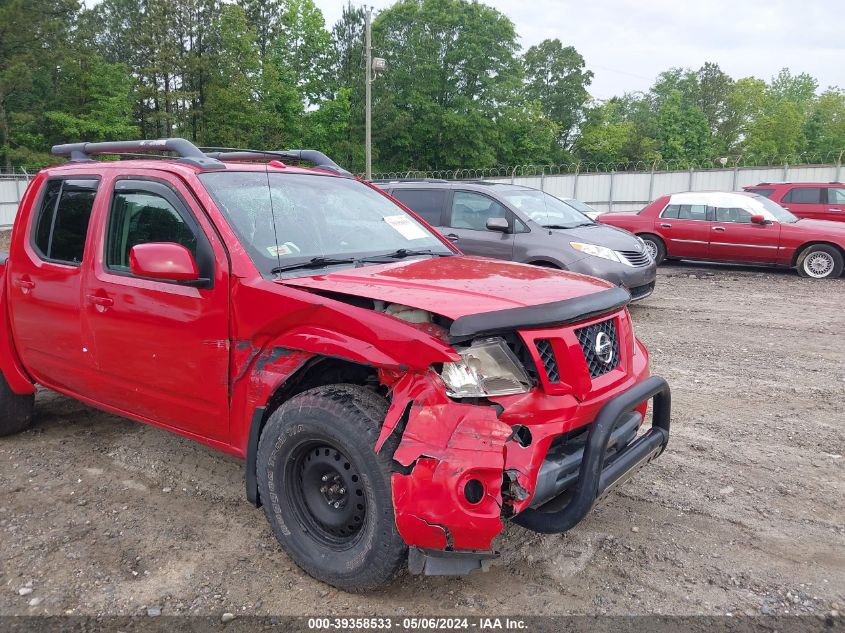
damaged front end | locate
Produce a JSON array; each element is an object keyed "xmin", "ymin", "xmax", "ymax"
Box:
[{"xmin": 374, "ymin": 295, "xmax": 671, "ymax": 576}]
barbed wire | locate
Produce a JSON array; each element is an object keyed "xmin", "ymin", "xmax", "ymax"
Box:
[{"xmin": 366, "ymin": 149, "xmax": 845, "ymax": 180}]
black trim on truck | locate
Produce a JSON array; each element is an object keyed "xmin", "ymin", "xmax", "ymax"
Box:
[
  {"xmin": 512, "ymin": 374, "xmax": 671, "ymax": 534},
  {"xmin": 448, "ymin": 286, "xmax": 630, "ymax": 342}
]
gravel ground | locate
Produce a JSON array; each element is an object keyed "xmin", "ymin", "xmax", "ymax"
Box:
[{"xmin": 0, "ymin": 261, "xmax": 843, "ymax": 618}]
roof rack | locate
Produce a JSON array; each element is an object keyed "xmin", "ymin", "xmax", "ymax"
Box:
[
  {"xmin": 51, "ymin": 138, "xmax": 351, "ymax": 175},
  {"xmin": 202, "ymin": 147, "xmax": 351, "ymax": 176},
  {"xmin": 52, "ymin": 138, "xmax": 226, "ymax": 170},
  {"xmin": 371, "ymin": 178, "xmax": 449, "ymax": 184}
]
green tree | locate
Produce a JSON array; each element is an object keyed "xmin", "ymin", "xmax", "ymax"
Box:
[
  {"xmin": 522, "ymin": 39, "xmax": 592, "ymax": 153},
  {"xmin": 656, "ymin": 90, "xmax": 710, "ymax": 164},
  {"xmin": 372, "ymin": 0, "xmax": 522, "ymax": 171},
  {"xmin": 204, "ymin": 5, "xmax": 262, "ymax": 147},
  {"xmin": 804, "ymin": 89, "xmax": 845, "ymax": 157}
]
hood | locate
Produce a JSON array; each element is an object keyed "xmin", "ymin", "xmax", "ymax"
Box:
[
  {"xmin": 278, "ymin": 256, "xmax": 614, "ymax": 320},
  {"xmin": 785, "ymin": 218, "xmax": 845, "ymax": 239},
  {"xmin": 551, "ymin": 222, "xmax": 642, "ymax": 250}
]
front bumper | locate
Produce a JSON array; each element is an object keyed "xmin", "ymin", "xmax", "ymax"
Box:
[
  {"xmin": 567, "ymin": 257, "xmax": 657, "ymax": 302},
  {"xmin": 378, "ymin": 361, "xmax": 671, "ymax": 575}
]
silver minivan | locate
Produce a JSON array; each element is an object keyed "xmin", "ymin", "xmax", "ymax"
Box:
[{"xmin": 377, "ymin": 180, "xmax": 658, "ymax": 301}]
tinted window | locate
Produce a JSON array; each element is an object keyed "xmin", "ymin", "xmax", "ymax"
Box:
[
  {"xmin": 677, "ymin": 204, "xmax": 707, "ymax": 220},
  {"xmin": 747, "ymin": 188, "xmax": 775, "ymax": 198},
  {"xmin": 391, "ymin": 189, "xmax": 446, "ymax": 225},
  {"xmin": 661, "ymin": 204, "xmax": 680, "ymax": 219},
  {"xmin": 448, "ymin": 191, "xmax": 509, "ymax": 230},
  {"xmin": 106, "ymin": 191, "xmax": 197, "ymax": 271},
  {"xmin": 32, "ymin": 179, "xmax": 98, "ymax": 264},
  {"xmin": 827, "ymin": 188, "xmax": 845, "ymax": 205},
  {"xmin": 715, "ymin": 207, "xmax": 752, "ymax": 223},
  {"xmin": 784, "ymin": 187, "xmax": 822, "ymax": 204}
]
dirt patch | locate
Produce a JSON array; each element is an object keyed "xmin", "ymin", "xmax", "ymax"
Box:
[{"xmin": 0, "ymin": 262, "xmax": 843, "ymax": 617}]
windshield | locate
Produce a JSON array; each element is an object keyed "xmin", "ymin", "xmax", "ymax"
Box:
[
  {"xmin": 562, "ymin": 198, "xmax": 599, "ymax": 216},
  {"xmin": 199, "ymin": 172, "xmax": 453, "ymax": 277},
  {"xmin": 497, "ymin": 188, "xmax": 594, "ymax": 228},
  {"xmin": 754, "ymin": 195, "xmax": 798, "ymax": 223}
]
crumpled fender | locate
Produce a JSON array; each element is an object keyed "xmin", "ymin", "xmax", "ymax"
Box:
[{"xmin": 377, "ymin": 370, "xmax": 513, "ymax": 551}]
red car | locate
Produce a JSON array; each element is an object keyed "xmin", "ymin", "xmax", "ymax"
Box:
[
  {"xmin": 600, "ymin": 191, "xmax": 845, "ymax": 279},
  {"xmin": 744, "ymin": 182, "xmax": 845, "ymax": 222},
  {"xmin": 0, "ymin": 138, "xmax": 671, "ymax": 591}
]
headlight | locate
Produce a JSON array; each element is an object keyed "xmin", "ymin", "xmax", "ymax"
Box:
[
  {"xmin": 570, "ymin": 242, "xmax": 622, "ymax": 263},
  {"xmin": 440, "ymin": 337, "xmax": 532, "ymax": 398}
]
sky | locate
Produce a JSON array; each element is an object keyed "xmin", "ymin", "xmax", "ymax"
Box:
[{"xmin": 313, "ymin": 0, "xmax": 844, "ymax": 100}]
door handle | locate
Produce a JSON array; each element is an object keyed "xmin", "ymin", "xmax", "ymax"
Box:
[
  {"xmin": 712, "ymin": 226, "xmax": 726, "ymax": 232},
  {"xmin": 445, "ymin": 233, "xmax": 460, "ymax": 242},
  {"xmin": 14, "ymin": 279, "xmax": 35, "ymax": 290},
  {"xmin": 659, "ymin": 223, "xmax": 672, "ymax": 228},
  {"xmin": 86, "ymin": 294, "xmax": 114, "ymax": 308}
]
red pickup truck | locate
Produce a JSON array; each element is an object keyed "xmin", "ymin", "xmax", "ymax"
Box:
[{"xmin": 0, "ymin": 139, "xmax": 671, "ymax": 591}]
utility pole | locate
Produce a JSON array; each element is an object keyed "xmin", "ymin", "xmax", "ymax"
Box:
[{"xmin": 365, "ymin": 6, "xmax": 373, "ymax": 180}]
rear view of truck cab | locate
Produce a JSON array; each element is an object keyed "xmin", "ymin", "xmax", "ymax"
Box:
[{"xmin": 0, "ymin": 138, "xmax": 671, "ymax": 592}]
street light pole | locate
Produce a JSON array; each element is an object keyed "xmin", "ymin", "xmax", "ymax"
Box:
[{"xmin": 365, "ymin": 6, "xmax": 372, "ymax": 180}]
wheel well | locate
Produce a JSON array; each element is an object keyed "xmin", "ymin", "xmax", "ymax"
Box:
[
  {"xmin": 245, "ymin": 356, "xmax": 381, "ymax": 507},
  {"xmin": 638, "ymin": 232, "xmax": 663, "ymax": 244},
  {"xmin": 791, "ymin": 241, "xmax": 845, "ymax": 267},
  {"xmin": 527, "ymin": 260, "xmax": 560, "ymax": 269}
]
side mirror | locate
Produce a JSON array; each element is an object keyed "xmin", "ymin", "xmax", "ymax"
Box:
[
  {"xmin": 486, "ymin": 217, "xmax": 510, "ymax": 232},
  {"xmin": 129, "ymin": 243, "xmax": 200, "ymax": 282},
  {"xmin": 750, "ymin": 214, "xmax": 769, "ymax": 225}
]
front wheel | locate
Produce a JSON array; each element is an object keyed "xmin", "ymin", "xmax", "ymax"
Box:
[
  {"xmin": 256, "ymin": 385, "xmax": 407, "ymax": 592},
  {"xmin": 0, "ymin": 372, "xmax": 34, "ymax": 437},
  {"xmin": 796, "ymin": 245, "xmax": 844, "ymax": 279},
  {"xmin": 639, "ymin": 234, "xmax": 666, "ymax": 265}
]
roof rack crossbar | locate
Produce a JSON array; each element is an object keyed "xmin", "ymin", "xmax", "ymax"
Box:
[
  {"xmin": 51, "ymin": 138, "xmax": 225, "ymax": 170},
  {"xmin": 202, "ymin": 147, "xmax": 351, "ymax": 176}
]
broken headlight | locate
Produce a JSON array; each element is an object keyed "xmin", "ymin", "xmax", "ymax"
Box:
[{"xmin": 440, "ymin": 337, "xmax": 533, "ymax": 398}]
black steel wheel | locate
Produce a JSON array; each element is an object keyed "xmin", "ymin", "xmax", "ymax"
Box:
[
  {"xmin": 256, "ymin": 384, "xmax": 407, "ymax": 592},
  {"xmin": 287, "ymin": 442, "xmax": 367, "ymax": 546}
]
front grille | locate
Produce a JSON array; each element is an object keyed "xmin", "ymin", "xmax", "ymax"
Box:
[
  {"xmin": 535, "ymin": 339, "xmax": 560, "ymax": 383},
  {"xmin": 575, "ymin": 319, "xmax": 620, "ymax": 379},
  {"xmin": 618, "ymin": 249, "xmax": 651, "ymax": 267}
]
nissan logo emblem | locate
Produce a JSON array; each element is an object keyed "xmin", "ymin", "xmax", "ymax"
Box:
[{"xmin": 594, "ymin": 332, "xmax": 613, "ymax": 365}]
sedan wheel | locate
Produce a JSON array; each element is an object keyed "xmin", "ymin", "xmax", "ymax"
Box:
[{"xmin": 797, "ymin": 245, "xmax": 844, "ymax": 279}]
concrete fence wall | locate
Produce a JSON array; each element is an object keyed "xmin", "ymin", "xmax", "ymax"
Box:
[
  {"xmin": 0, "ymin": 175, "xmax": 31, "ymax": 230},
  {"xmin": 492, "ymin": 163, "xmax": 842, "ymax": 213},
  {"xmin": 0, "ymin": 163, "xmax": 842, "ymax": 230}
]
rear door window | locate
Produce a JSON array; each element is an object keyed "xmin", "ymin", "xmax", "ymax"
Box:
[
  {"xmin": 390, "ymin": 189, "xmax": 446, "ymax": 225},
  {"xmin": 32, "ymin": 178, "xmax": 99, "ymax": 265},
  {"xmin": 783, "ymin": 187, "xmax": 822, "ymax": 204},
  {"xmin": 676, "ymin": 204, "xmax": 707, "ymax": 220},
  {"xmin": 660, "ymin": 204, "xmax": 680, "ymax": 219}
]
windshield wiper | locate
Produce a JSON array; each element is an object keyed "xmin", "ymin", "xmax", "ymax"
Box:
[
  {"xmin": 542, "ymin": 224, "xmax": 578, "ymax": 229},
  {"xmin": 271, "ymin": 256, "xmax": 358, "ymax": 275},
  {"xmin": 360, "ymin": 248, "xmax": 453, "ymax": 261}
]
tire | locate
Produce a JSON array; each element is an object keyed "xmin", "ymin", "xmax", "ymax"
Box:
[
  {"xmin": 796, "ymin": 244, "xmax": 844, "ymax": 279},
  {"xmin": 256, "ymin": 384, "xmax": 407, "ymax": 592},
  {"xmin": 639, "ymin": 234, "xmax": 666, "ymax": 265},
  {"xmin": 0, "ymin": 371, "xmax": 34, "ymax": 437}
]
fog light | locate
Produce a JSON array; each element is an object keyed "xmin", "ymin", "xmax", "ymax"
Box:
[{"xmin": 464, "ymin": 479, "xmax": 484, "ymax": 504}]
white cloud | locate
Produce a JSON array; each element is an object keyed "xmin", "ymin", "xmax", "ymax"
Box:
[{"xmin": 314, "ymin": 0, "xmax": 844, "ymax": 99}]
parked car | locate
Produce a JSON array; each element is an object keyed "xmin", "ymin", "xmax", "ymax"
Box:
[
  {"xmin": 743, "ymin": 182, "xmax": 845, "ymax": 222},
  {"xmin": 0, "ymin": 138, "xmax": 671, "ymax": 591},
  {"xmin": 377, "ymin": 180, "xmax": 658, "ymax": 301},
  {"xmin": 599, "ymin": 191, "xmax": 845, "ymax": 278}
]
